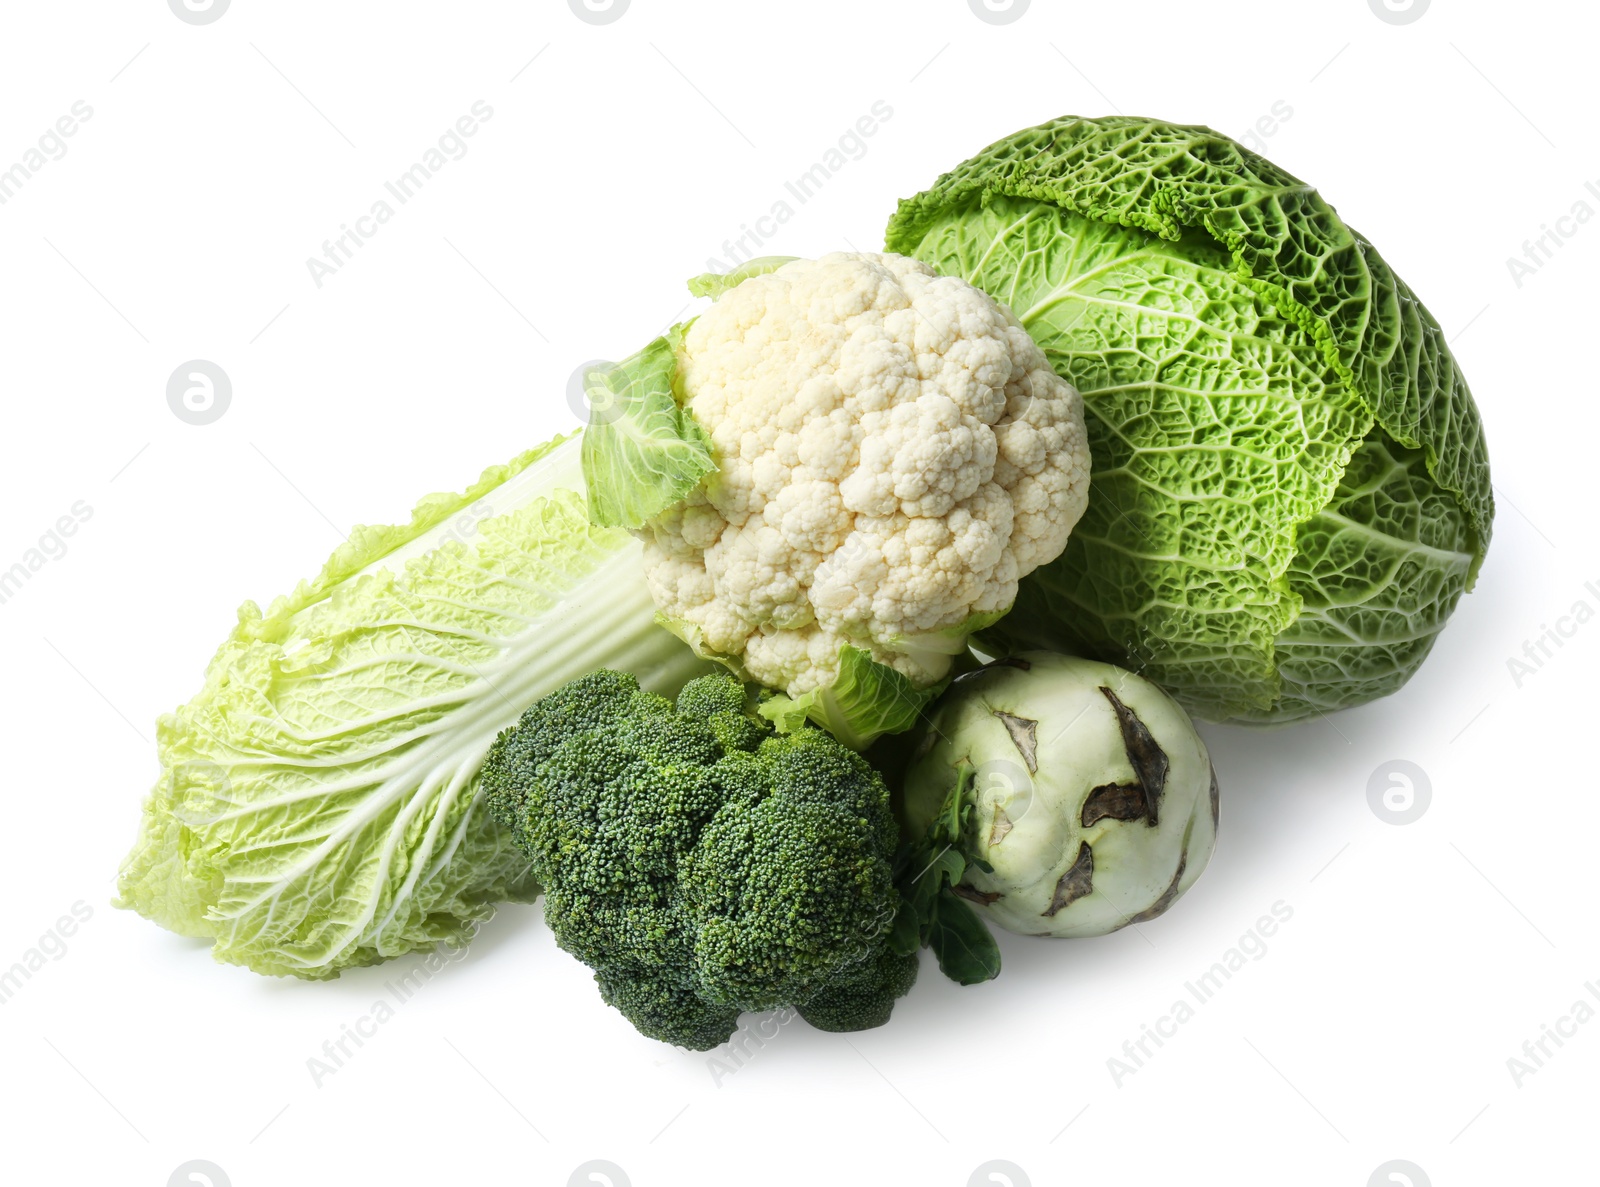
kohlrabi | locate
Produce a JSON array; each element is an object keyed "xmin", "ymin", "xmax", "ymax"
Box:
[{"xmin": 900, "ymin": 652, "xmax": 1217, "ymax": 939}]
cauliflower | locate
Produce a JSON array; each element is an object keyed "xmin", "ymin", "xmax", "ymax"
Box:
[{"xmin": 640, "ymin": 253, "xmax": 1090, "ymax": 703}]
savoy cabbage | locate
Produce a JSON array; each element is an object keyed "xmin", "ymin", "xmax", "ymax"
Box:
[{"xmin": 885, "ymin": 115, "xmax": 1492, "ymax": 721}]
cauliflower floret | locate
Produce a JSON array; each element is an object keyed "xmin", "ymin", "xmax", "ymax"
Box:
[{"xmin": 641, "ymin": 252, "xmax": 1091, "ymax": 697}]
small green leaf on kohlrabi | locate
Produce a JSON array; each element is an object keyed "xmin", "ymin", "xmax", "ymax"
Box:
[
  {"xmin": 931, "ymin": 760, "xmax": 976, "ymax": 848},
  {"xmin": 580, "ymin": 334, "xmax": 716, "ymax": 531},
  {"xmin": 895, "ymin": 845, "xmax": 958, "ymax": 937},
  {"xmin": 892, "ymin": 754, "xmax": 1003, "ymax": 984},
  {"xmin": 888, "ymin": 898, "xmax": 924, "ymax": 958},
  {"xmin": 928, "ymin": 889, "xmax": 1002, "ymax": 985},
  {"xmin": 900, "ymin": 836, "xmax": 966, "ymax": 938}
]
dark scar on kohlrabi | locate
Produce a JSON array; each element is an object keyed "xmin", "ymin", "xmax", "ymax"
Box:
[
  {"xmin": 989, "ymin": 656, "xmax": 1032, "ymax": 671},
  {"xmin": 1209, "ymin": 764, "xmax": 1220, "ymax": 829},
  {"xmin": 1112, "ymin": 850, "xmax": 1189, "ymax": 931},
  {"xmin": 988, "ymin": 803, "xmax": 1014, "ymax": 846},
  {"xmin": 1080, "ymin": 781, "xmax": 1149, "ymax": 826},
  {"xmin": 1043, "ymin": 842, "xmax": 1094, "ymax": 917},
  {"xmin": 1090, "ymin": 685, "xmax": 1169, "ymax": 827},
  {"xmin": 991, "ymin": 710, "xmax": 1038, "ymax": 773},
  {"xmin": 953, "ymin": 884, "xmax": 1003, "ymax": 906}
]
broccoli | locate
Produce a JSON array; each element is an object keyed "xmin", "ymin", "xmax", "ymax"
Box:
[{"xmin": 481, "ymin": 669, "xmax": 917, "ymax": 1049}]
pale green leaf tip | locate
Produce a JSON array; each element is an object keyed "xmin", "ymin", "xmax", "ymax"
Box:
[
  {"xmin": 757, "ymin": 692, "xmax": 814, "ymax": 735},
  {"xmin": 579, "ymin": 335, "xmax": 717, "ymax": 531},
  {"xmin": 686, "ymin": 256, "xmax": 798, "ymax": 300}
]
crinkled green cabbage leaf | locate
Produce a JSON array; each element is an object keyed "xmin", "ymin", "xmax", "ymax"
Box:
[{"xmin": 885, "ymin": 115, "xmax": 1492, "ymax": 721}]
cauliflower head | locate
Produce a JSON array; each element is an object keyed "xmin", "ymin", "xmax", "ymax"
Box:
[{"xmin": 640, "ymin": 252, "xmax": 1090, "ymax": 706}]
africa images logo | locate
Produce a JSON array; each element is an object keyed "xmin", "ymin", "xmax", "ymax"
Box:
[
  {"xmin": 568, "ymin": 0, "xmax": 630, "ymax": 25},
  {"xmin": 168, "ymin": 1161, "xmax": 229, "ymax": 1187},
  {"xmin": 969, "ymin": 1161, "xmax": 1030, "ymax": 1187},
  {"xmin": 1367, "ymin": 760, "xmax": 1431, "ymax": 826},
  {"xmin": 1368, "ymin": 0, "xmax": 1429, "ymax": 24},
  {"xmin": 569, "ymin": 1161, "xmax": 629, "ymax": 1186},
  {"xmin": 168, "ymin": 0, "xmax": 230, "ymax": 26},
  {"xmin": 968, "ymin": 0, "xmax": 1030, "ymax": 25},
  {"xmin": 167, "ymin": 360, "xmax": 231, "ymax": 426}
]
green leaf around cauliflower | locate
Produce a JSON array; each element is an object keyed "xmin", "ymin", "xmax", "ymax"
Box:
[
  {"xmin": 885, "ymin": 115, "xmax": 1491, "ymax": 721},
  {"xmin": 116, "ymin": 434, "xmax": 708, "ymax": 978},
  {"xmin": 686, "ymin": 256, "xmax": 798, "ymax": 299},
  {"xmin": 580, "ymin": 334, "xmax": 717, "ymax": 531},
  {"xmin": 757, "ymin": 645, "xmax": 937, "ymax": 752}
]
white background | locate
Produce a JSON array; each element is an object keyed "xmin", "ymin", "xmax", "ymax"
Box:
[{"xmin": 0, "ymin": 1, "xmax": 1594, "ymax": 1184}]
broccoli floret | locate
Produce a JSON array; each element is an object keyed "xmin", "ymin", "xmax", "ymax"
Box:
[
  {"xmin": 682, "ymin": 730, "xmax": 901, "ymax": 1007},
  {"xmin": 595, "ymin": 970, "xmax": 739, "ymax": 1051},
  {"xmin": 797, "ymin": 946, "xmax": 921, "ymax": 1033},
  {"xmin": 481, "ymin": 670, "xmax": 917, "ymax": 1049}
]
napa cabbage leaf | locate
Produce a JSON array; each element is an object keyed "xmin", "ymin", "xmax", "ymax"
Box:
[{"xmin": 115, "ymin": 435, "xmax": 707, "ymax": 978}]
